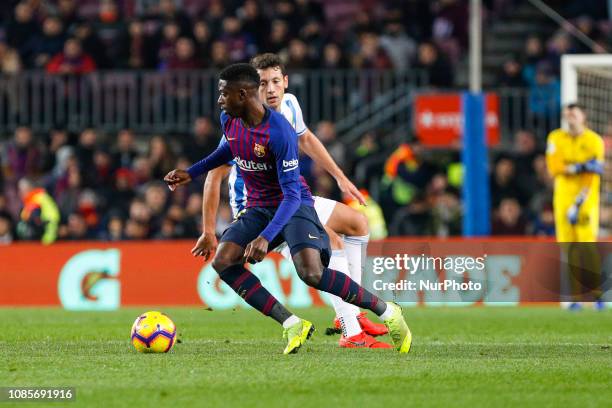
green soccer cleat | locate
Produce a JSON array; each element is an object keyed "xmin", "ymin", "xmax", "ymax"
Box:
[
  {"xmin": 282, "ymin": 319, "xmax": 315, "ymax": 355},
  {"xmin": 383, "ymin": 302, "xmax": 412, "ymax": 354}
]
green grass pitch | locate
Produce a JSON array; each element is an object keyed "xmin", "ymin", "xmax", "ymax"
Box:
[{"xmin": 1, "ymin": 307, "xmax": 610, "ymax": 408}]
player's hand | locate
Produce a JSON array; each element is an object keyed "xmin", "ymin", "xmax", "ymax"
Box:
[
  {"xmin": 191, "ymin": 232, "xmax": 218, "ymax": 261},
  {"xmin": 567, "ymin": 204, "xmax": 579, "ymax": 225},
  {"xmin": 243, "ymin": 236, "xmax": 269, "ymax": 264},
  {"xmin": 164, "ymin": 169, "xmax": 191, "ymax": 191},
  {"xmin": 336, "ymin": 176, "xmax": 367, "ymax": 206}
]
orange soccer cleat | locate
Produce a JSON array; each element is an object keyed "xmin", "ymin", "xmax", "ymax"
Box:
[
  {"xmin": 333, "ymin": 312, "xmax": 389, "ymax": 337},
  {"xmin": 339, "ymin": 331, "xmax": 392, "ymax": 349}
]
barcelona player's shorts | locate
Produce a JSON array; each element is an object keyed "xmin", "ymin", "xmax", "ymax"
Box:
[{"xmin": 220, "ymin": 204, "xmax": 331, "ymax": 267}]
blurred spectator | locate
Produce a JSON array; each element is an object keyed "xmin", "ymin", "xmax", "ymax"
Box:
[
  {"xmin": 147, "ymin": 135, "xmax": 176, "ymax": 179},
  {"xmin": 320, "ymin": 43, "xmax": 349, "ymax": 69},
  {"xmin": 182, "ymin": 117, "xmax": 219, "ymax": 163},
  {"xmin": 74, "ymin": 129, "xmax": 98, "ymax": 187},
  {"xmin": 490, "ymin": 156, "xmax": 526, "ymax": 208},
  {"xmin": 266, "ymin": 19, "xmax": 290, "ymax": 54},
  {"xmin": 498, "ymin": 57, "xmax": 526, "ymax": 88},
  {"xmin": 111, "ymin": 129, "xmax": 139, "ymax": 170},
  {"xmin": 285, "ymin": 38, "xmax": 314, "ymax": 69},
  {"xmin": 0, "ymin": 212, "xmax": 14, "ymax": 244},
  {"xmin": 41, "ymin": 128, "xmax": 69, "ymax": 173},
  {"xmin": 492, "ymin": 197, "xmax": 527, "ymax": 235},
  {"xmin": 315, "ymin": 121, "xmax": 345, "ymax": 170},
  {"xmin": 414, "ymin": 42, "xmax": 453, "ymax": 88},
  {"xmin": 380, "ymin": 19, "xmax": 417, "ymax": 70},
  {"xmin": 6, "ymin": 2, "xmax": 39, "ymax": 56},
  {"xmin": 46, "ymin": 38, "xmax": 96, "ymax": 74},
  {"xmin": 122, "ymin": 19, "xmax": 154, "ymax": 69},
  {"xmin": 74, "ymin": 22, "xmax": 110, "ymax": 68},
  {"xmin": 521, "ymin": 36, "xmax": 544, "ymax": 86},
  {"xmin": 528, "ymin": 62, "xmax": 561, "ymax": 127},
  {"xmin": 192, "ymin": 20, "xmax": 212, "ymax": 63},
  {"xmin": 239, "ymin": 0, "xmax": 269, "ymax": 49},
  {"xmin": 157, "ymin": 0, "xmax": 192, "ymax": 34},
  {"xmin": 124, "ymin": 218, "xmax": 149, "ymax": 239},
  {"xmin": 0, "ymin": 41, "xmax": 22, "ymax": 73},
  {"xmin": 1, "ymin": 127, "xmax": 42, "ymax": 184},
  {"xmin": 345, "ymin": 189, "xmax": 388, "ymax": 240},
  {"xmin": 299, "ymin": 19, "xmax": 325, "ymax": 57},
  {"xmin": 352, "ymin": 32, "xmax": 393, "ymax": 69},
  {"xmin": 92, "ymin": 0, "xmax": 127, "ymax": 65},
  {"xmin": 144, "ymin": 181, "xmax": 169, "ymax": 232},
  {"xmin": 432, "ymin": 0, "xmax": 468, "ymax": 61},
  {"xmin": 156, "ymin": 20, "xmax": 180, "ymax": 66},
  {"xmin": 98, "ymin": 214, "xmax": 125, "ymax": 240},
  {"xmin": 209, "ymin": 40, "xmax": 230, "ymax": 69},
  {"xmin": 219, "ymin": 15, "xmax": 256, "ymax": 63},
  {"xmin": 164, "ymin": 37, "xmax": 202, "ymax": 69},
  {"xmin": 108, "ymin": 168, "xmax": 136, "ymax": 217},
  {"xmin": 545, "ymin": 32, "xmax": 573, "ymax": 76},
  {"xmin": 530, "ymin": 203, "xmax": 555, "ymax": 236},
  {"xmin": 56, "ymin": 0, "xmax": 81, "ymax": 32},
  {"xmin": 16, "ymin": 177, "xmax": 60, "ymax": 244},
  {"xmin": 24, "ymin": 15, "xmax": 65, "ymax": 68},
  {"xmin": 63, "ymin": 212, "xmax": 92, "ymax": 240},
  {"xmin": 429, "ymin": 187, "xmax": 462, "ymax": 237}
]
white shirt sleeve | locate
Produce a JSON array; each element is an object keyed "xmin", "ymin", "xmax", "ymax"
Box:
[{"xmin": 284, "ymin": 93, "xmax": 308, "ymax": 136}]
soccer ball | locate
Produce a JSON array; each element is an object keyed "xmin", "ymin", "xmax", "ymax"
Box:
[{"xmin": 130, "ymin": 311, "xmax": 177, "ymax": 353}]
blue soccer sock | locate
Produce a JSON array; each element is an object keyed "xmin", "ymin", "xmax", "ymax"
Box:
[
  {"xmin": 314, "ymin": 267, "xmax": 387, "ymax": 316},
  {"xmin": 219, "ymin": 265, "xmax": 291, "ymax": 324}
]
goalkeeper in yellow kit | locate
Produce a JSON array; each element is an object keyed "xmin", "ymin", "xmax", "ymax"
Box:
[{"xmin": 545, "ymin": 103, "xmax": 605, "ymax": 310}]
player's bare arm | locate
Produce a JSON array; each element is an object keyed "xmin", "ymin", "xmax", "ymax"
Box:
[
  {"xmin": 192, "ymin": 165, "xmax": 232, "ymax": 259},
  {"xmin": 298, "ymin": 130, "xmax": 366, "ymax": 205}
]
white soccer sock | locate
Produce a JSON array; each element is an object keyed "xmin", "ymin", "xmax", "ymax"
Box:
[
  {"xmin": 343, "ymin": 234, "xmax": 369, "ymax": 285},
  {"xmin": 282, "ymin": 315, "xmax": 300, "ymax": 329},
  {"xmin": 379, "ymin": 303, "xmax": 393, "ymax": 321},
  {"xmin": 326, "ymin": 250, "xmax": 361, "ymax": 338}
]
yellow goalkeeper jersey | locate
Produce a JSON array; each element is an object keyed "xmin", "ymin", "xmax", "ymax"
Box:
[{"xmin": 545, "ymin": 127, "xmax": 603, "ymax": 241}]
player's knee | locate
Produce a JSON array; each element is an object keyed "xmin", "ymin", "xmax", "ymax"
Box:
[
  {"xmin": 351, "ymin": 212, "xmax": 369, "ymax": 236},
  {"xmin": 211, "ymin": 252, "xmax": 235, "ymax": 273},
  {"xmin": 294, "ymin": 255, "xmax": 323, "ymax": 286}
]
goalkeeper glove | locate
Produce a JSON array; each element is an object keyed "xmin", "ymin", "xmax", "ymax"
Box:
[
  {"xmin": 566, "ymin": 191, "xmax": 587, "ymax": 225},
  {"xmin": 566, "ymin": 159, "xmax": 603, "ymax": 175}
]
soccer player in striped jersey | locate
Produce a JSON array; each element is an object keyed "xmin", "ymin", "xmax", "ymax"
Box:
[
  {"xmin": 165, "ymin": 63, "xmax": 411, "ymax": 354},
  {"xmin": 194, "ymin": 53, "xmax": 388, "ymax": 348}
]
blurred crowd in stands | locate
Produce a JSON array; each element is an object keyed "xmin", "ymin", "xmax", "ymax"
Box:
[
  {"xmin": 0, "ymin": 121, "xmax": 559, "ymax": 244},
  {"xmin": 0, "ymin": 0, "xmax": 610, "ymax": 243}
]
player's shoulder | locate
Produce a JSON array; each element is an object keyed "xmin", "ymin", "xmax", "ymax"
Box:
[
  {"xmin": 269, "ymin": 108, "xmax": 292, "ymax": 128},
  {"xmin": 584, "ymin": 128, "xmax": 602, "ymax": 141},
  {"xmin": 547, "ymin": 128, "xmax": 565, "ymax": 138},
  {"xmin": 282, "ymin": 92, "xmax": 300, "ymax": 106}
]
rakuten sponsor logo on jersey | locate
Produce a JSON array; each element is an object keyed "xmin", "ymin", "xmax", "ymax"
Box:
[
  {"xmin": 282, "ymin": 158, "xmax": 299, "ymax": 172},
  {"xmin": 234, "ymin": 157, "xmax": 271, "ymax": 172}
]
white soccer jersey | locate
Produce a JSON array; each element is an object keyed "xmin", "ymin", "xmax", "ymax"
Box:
[{"xmin": 279, "ymin": 93, "xmax": 308, "ymax": 136}]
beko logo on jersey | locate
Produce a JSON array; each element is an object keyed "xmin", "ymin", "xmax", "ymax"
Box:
[
  {"xmin": 234, "ymin": 157, "xmax": 270, "ymax": 172},
  {"xmin": 283, "ymin": 159, "xmax": 299, "ymax": 172}
]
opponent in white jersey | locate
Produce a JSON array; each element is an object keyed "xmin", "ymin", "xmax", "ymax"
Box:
[{"xmin": 194, "ymin": 54, "xmax": 388, "ymax": 348}]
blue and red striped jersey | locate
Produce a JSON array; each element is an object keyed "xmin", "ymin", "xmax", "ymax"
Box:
[
  {"xmin": 219, "ymin": 108, "xmax": 313, "ymax": 208},
  {"xmin": 186, "ymin": 107, "xmax": 313, "ymax": 241}
]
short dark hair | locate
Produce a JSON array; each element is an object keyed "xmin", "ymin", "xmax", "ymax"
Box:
[
  {"xmin": 219, "ymin": 63, "xmax": 260, "ymax": 87},
  {"xmin": 251, "ymin": 53, "xmax": 286, "ymax": 76},
  {"xmin": 565, "ymin": 102, "xmax": 586, "ymax": 112}
]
